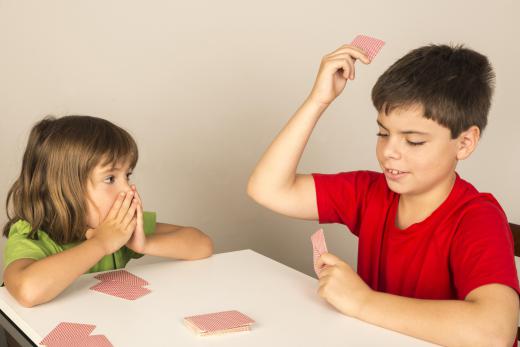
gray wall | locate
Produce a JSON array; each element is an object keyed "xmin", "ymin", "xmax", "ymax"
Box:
[{"xmin": 1, "ymin": 0, "xmax": 519, "ymax": 280}]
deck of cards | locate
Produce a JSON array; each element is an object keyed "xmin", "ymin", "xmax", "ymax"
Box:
[{"xmin": 183, "ymin": 310, "xmax": 255, "ymax": 336}]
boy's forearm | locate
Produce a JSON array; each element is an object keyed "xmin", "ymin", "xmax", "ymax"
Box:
[
  {"xmin": 356, "ymin": 290, "xmax": 515, "ymax": 347},
  {"xmin": 247, "ymin": 98, "xmax": 327, "ymax": 198},
  {"xmin": 142, "ymin": 227, "xmax": 213, "ymax": 260},
  {"xmin": 16, "ymin": 239, "xmax": 106, "ymax": 306}
]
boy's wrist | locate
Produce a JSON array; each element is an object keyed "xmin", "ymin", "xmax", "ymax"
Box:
[
  {"xmin": 303, "ymin": 96, "xmax": 331, "ymax": 115},
  {"xmin": 353, "ymin": 287, "xmax": 376, "ymax": 321}
]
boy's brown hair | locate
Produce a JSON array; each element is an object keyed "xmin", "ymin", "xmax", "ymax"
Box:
[
  {"xmin": 3, "ymin": 115, "xmax": 138, "ymax": 243},
  {"xmin": 371, "ymin": 44, "xmax": 495, "ymax": 138}
]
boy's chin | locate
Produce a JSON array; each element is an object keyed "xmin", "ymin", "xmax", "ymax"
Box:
[{"xmin": 385, "ymin": 178, "xmax": 411, "ymax": 195}]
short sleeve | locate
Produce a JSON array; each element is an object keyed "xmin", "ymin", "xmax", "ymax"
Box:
[
  {"xmin": 143, "ymin": 211, "xmax": 156, "ymax": 236},
  {"xmin": 312, "ymin": 171, "xmax": 382, "ymax": 235},
  {"xmin": 3, "ymin": 221, "xmax": 61, "ymax": 270},
  {"xmin": 450, "ymin": 202, "xmax": 520, "ymax": 299}
]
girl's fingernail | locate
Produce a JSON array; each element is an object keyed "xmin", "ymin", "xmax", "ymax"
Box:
[{"xmin": 120, "ymin": 192, "xmax": 125, "ymax": 197}]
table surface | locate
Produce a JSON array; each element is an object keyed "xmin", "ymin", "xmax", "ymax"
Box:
[{"xmin": 0, "ymin": 249, "xmax": 439, "ymax": 346}]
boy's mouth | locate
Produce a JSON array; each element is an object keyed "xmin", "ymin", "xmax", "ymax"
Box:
[{"xmin": 384, "ymin": 168, "xmax": 408, "ymax": 180}]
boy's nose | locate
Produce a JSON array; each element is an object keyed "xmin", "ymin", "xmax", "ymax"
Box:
[{"xmin": 383, "ymin": 139, "xmax": 402, "ymax": 160}]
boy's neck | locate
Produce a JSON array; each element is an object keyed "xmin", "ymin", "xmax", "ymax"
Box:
[{"xmin": 396, "ymin": 172, "xmax": 457, "ymax": 229}]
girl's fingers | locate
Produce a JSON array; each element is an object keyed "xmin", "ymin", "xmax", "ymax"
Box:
[
  {"xmin": 121, "ymin": 199, "xmax": 138, "ymax": 229},
  {"xmin": 116, "ymin": 191, "xmax": 134, "ymax": 221},
  {"xmin": 126, "ymin": 217, "xmax": 138, "ymax": 234},
  {"xmin": 107, "ymin": 192, "xmax": 126, "ymax": 220}
]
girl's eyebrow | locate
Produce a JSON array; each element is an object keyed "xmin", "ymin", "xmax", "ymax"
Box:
[{"xmin": 376, "ymin": 120, "xmax": 430, "ymax": 135}]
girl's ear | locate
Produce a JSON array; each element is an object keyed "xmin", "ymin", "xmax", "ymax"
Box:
[{"xmin": 456, "ymin": 125, "xmax": 480, "ymax": 160}]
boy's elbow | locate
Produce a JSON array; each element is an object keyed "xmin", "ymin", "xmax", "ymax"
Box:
[
  {"xmin": 247, "ymin": 177, "xmax": 273, "ymax": 208},
  {"xmin": 246, "ymin": 177, "xmax": 260, "ymax": 202},
  {"xmin": 468, "ymin": 320, "xmax": 517, "ymax": 347}
]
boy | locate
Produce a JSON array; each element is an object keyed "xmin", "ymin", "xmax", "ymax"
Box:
[{"xmin": 247, "ymin": 43, "xmax": 519, "ymax": 346}]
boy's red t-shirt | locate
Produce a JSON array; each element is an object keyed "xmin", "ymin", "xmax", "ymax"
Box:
[{"xmin": 312, "ymin": 170, "xmax": 520, "ymax": 301}]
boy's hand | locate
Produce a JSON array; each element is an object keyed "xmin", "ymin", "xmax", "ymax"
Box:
[
  {"xmin": 86, "ymin": 190, "xmax": 138, "ymax": 255},
  {"xmin": 308, "ymin": 45, "xmax": 370, "ymax": 107},
  {"xmin": 125, "ymin": 185, "xmax": 147, "ymax": 253},
  {"xmin": 317, "ymin": 252, "xmax": 373, "ymax": 318}
]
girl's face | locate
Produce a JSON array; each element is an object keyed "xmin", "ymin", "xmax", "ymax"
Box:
[{"xmin": 85, "ymin": 160, "xmax": 134, "ymax": 228}]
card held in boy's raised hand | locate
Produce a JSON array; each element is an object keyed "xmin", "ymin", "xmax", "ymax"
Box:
[
  {"xmin": 183, "ymin": 310, "xmax": 255, "ymax": 336},
  {"xmin": 311, "ymin": 228, "xmax": 328, "ymax": 277},
  {"xmin": 350, "ymin": 34, "xmax": 385, "ymax": 60}
]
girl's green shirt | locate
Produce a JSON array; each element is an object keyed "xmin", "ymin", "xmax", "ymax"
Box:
[{"xmin": 3, "ymin": 212, "xmax": 156, "ymax": 273}]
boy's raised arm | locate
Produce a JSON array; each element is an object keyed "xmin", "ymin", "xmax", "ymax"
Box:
[{"xmin": 247, "ymin": 45, "xmax": 370, "ymax": 220}]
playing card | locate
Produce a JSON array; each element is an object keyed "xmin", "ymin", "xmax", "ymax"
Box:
[
  {"xmin": 90, "ymin": 280, "xmax": 151, "ymax": 300},
  {"xmin": 94, "ymin": 269, "xmax": 149, "ymax": 286},
  {"xmin": 350, "ymin": 34, "xmax": 385, "ymax": 60},
  {"xmin": 40, "ymin": 322, "xmax": 95, "ymax": 346},
  {"xmin": 311, "ymin": 228, "xmax": 328, "ymax": 276},
  {"xmin": 184, "ymin": 310, "xmax": 255, "ymax": 336},
  {"xmin": 82, "ymin": 335, "xmax": 113, "ymax": 347}
]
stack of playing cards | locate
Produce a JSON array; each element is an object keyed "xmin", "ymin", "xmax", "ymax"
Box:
[
  {"xmin": 89, "ymin": 269, "xmax": 151, "ymax": 300},
  {"xmin": 311, "ymin": 228, "xmax": 328, "ymax": 277},
  {"xmin": 350, "ymin": 34, "xmax": 385, "ymax": 60},
  {"xmin": 183, "ymin": 310, "xmax": 255, "ymax": 336},
  {"xmin": 40, "ymin": 322, "xmax": 112, "ymax": 347}
]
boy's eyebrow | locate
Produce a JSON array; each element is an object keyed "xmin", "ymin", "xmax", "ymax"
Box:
[{"xmin": 376, "ymin": 120, "xmax": 430, "ymax": 135}]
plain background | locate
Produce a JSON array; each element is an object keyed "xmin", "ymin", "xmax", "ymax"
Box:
[{"xmin": 0, "ymin": 0, "xmax": 519, "ymax": 283}]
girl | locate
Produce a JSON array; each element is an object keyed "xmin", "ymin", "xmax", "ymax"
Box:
[{"xmin": 2, "ymin": 115, "xmax": 213, "ymax": 307}]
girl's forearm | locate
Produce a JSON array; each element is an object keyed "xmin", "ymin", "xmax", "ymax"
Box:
[
  {"xmin": 15, "ymin": 239, "xmax": 106, "ymax": 307},
  {"xmin": 142, "ymin": 227, "xmax": 213, "ymax": 260}
]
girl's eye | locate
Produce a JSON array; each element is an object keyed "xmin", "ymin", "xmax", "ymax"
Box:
[
  {"xmin": 104, "ymin": 176, "xmax": 115, "ymax": 184},
  {"xmin": 407, "ymin": 140, "xmax": 426, "ymax": 146},
  {"xmin": 376, "ymin": 132, "xmax": 389, "ymax": 137},
  {"xmin": 126, "ymin": 173, "xmax": 132, "ymax": 181}
]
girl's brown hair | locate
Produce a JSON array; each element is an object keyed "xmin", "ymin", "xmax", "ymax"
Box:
[{"xmin": 3, "ymin": 115, "xmax": 138, "ymax": 243}]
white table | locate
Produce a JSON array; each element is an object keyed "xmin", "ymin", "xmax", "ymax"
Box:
[{"xmin": 0, "ymin": 250, "xmax": 438, "ymax": 346}]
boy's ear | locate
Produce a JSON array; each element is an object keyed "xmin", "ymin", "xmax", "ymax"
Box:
[{"xmin": 456, "ymin": 125, "xmax": 480, "ymax": 160}]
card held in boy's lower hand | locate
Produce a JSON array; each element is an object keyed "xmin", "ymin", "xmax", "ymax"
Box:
[
  {"xmin": 311, "ymin": 228, "xmax": 328, "ymax": 276},
  {"xmin": 183, "ymin": 310, "xmax": 255, "ymax": 336},
  {"xmin": 350, "ymin": 34, "xmax": 385, "ymax": 60}
]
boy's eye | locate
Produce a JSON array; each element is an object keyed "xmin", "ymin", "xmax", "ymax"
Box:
[
  {"xmin": 407, "ymin": 140, "xmax": 426, "ymax": 146},
  {"xmin": 126, "ymin": 172, "xmax": 132, "ymax": 181},
  {"xmin": 376, "ymin": 132, "xmax": 389, "ymax": 137},
  {"xmin": 103, "ymin": 176, "xmax": 115, "ymax": 184}
]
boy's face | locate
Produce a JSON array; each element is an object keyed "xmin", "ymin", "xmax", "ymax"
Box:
[
  {"xmin": 85, "ymin": 160, "xmax": 134, "ymax": 228},
  {"xmin": 375, "ymin": 104, "xmax": 459, "ymax": 198}
]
